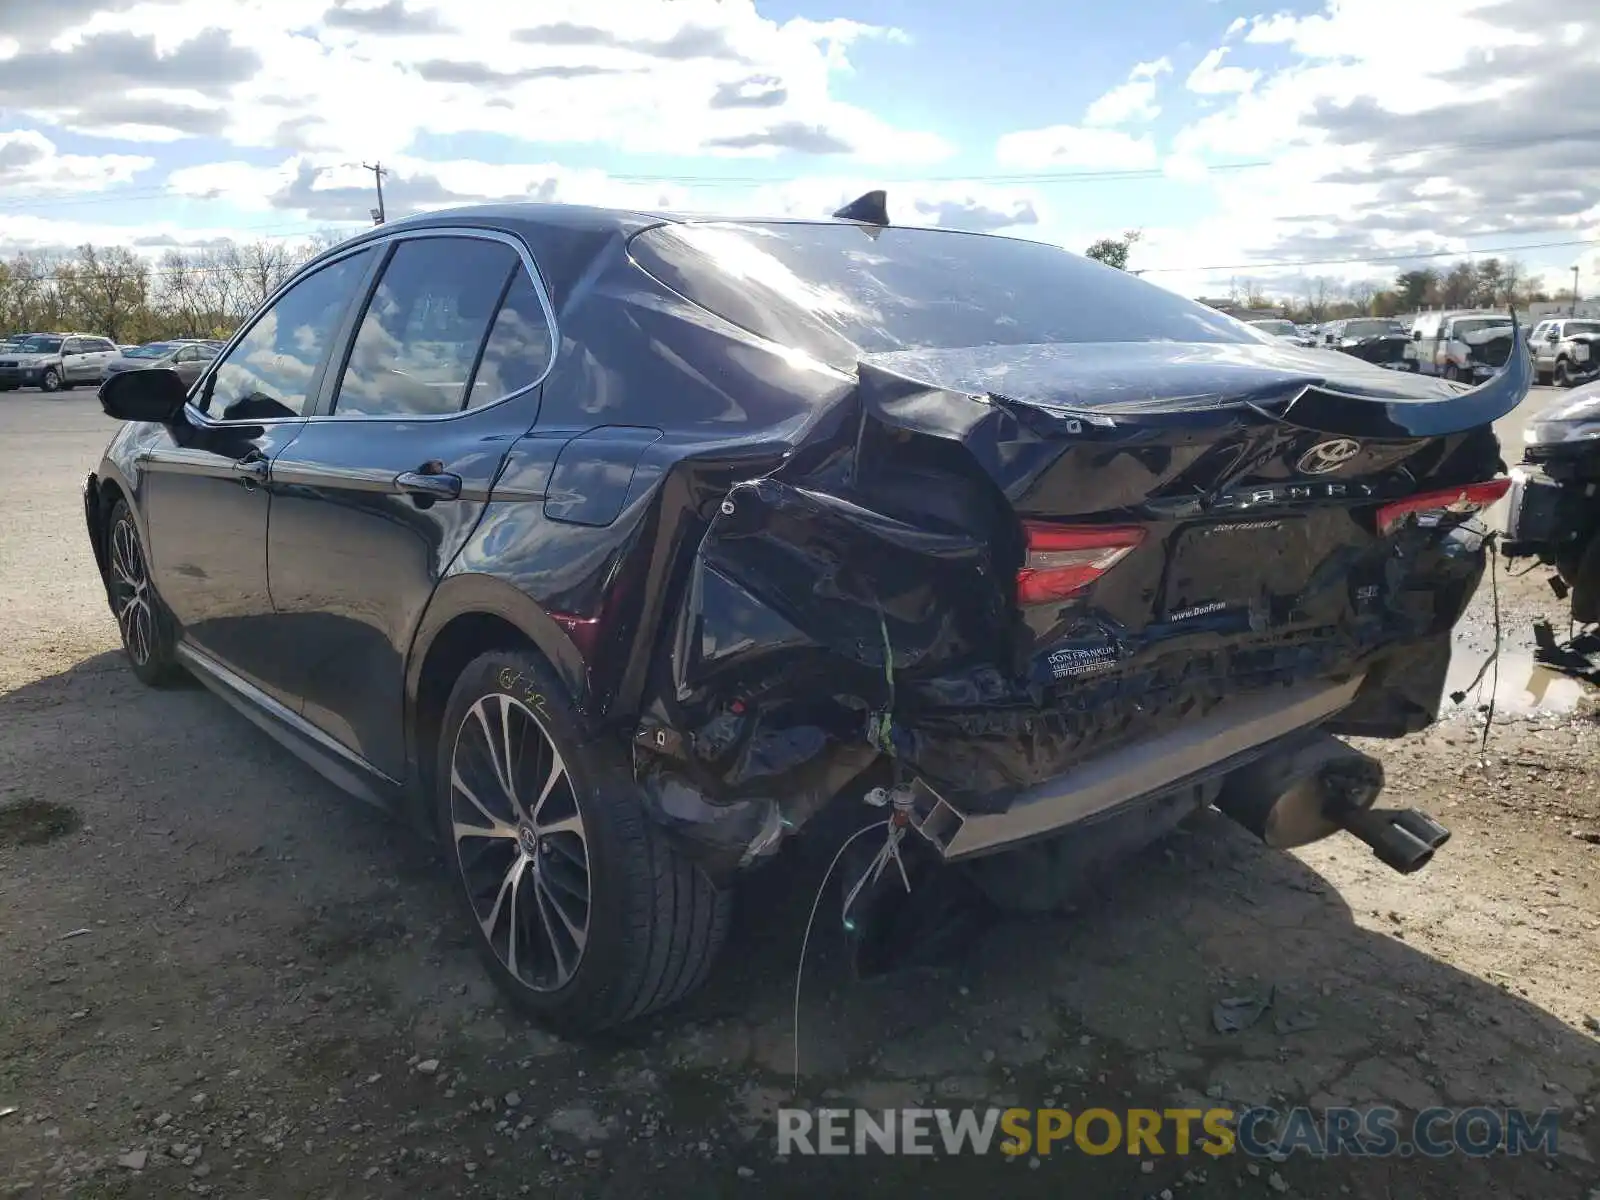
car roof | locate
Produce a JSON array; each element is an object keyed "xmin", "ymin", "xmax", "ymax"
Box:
[{"xmin": 306, "ymin": 200, "xmax": 1067, "ymax": 311}]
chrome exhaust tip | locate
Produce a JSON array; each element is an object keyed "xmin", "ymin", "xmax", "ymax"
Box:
[{"xmin": 1337, "ymin": 807, "xmax": 1449, "ymax": 875}]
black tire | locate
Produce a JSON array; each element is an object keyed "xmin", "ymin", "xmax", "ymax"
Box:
[
  {"xmin": 435, "ymin": 648, "xmax": 731, "ymax": 1033},
  {"xmin": 105, "ymin": 499, "xmax": 182, "ymax": 686},
  {"xmin": 40, "ymin": 368, "xmax": 61, "ymax": 392},
  {"xmin": 1555, "ymin": 359, "xmax": 1573, "ymax": 388}
]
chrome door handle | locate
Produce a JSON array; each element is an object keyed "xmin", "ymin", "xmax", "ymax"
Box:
[
  {"xmin": 232, "ymin": 454, "xmax": 268, "ymax": 483},
  {"xmin": 394, "ymin": 469, "xmax": 461, "ymax": 500}
]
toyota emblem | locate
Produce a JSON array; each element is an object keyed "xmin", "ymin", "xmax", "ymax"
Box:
[{"xmin": 1296, "ymin": 438, "xmax": 1362, "ymax": 475}]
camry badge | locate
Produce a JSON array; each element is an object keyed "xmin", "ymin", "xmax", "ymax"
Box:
[{"xmin": 1296, "ymin": 438, "xmax": 1362, "ymax": 475}]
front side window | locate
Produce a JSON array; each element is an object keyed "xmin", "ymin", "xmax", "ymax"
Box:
[
  {"xmin": 199, "ymin": 248, "xmax": 376, "ymax": 421},
  {"xmin": 63, "ymin": 339, "xmax": 84, "ymax": 355},
  {"xmin": 332, "ymin": 237, "xmax": 526, "ymax": 418}
]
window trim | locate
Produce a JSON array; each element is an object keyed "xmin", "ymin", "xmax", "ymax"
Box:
[
  {"xmin": 184, "ymin": 240, "xmax": 384, "ymax": 428},
  {"xmin": 183, "ymin": 225, "xmax": 560, "ymax": 428},
  {"xmin": 306, "ymin": 227, "xmax": 558, "ymax": 425}
]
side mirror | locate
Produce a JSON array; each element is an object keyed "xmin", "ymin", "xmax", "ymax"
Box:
[
  {"xmin": 1411, "ymin": 330, "xmax": 1422, "ymax": 341},
  {"xmin": 98, "ymin": 367, "xmax": 189, "ymax": 423}
]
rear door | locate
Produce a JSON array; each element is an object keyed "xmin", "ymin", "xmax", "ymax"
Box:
[
  {"xmin": 61, "ymin": 338, "xmax": 92, "ymax": 383},
  {"xmin": 264, "ymin": 229, "xmax": 557, "ymax": 779}
]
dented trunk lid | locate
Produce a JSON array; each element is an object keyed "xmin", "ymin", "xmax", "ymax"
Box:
[{"xmin": 674, "ymin": 336, "xmax": 1528, "ymax": 812}]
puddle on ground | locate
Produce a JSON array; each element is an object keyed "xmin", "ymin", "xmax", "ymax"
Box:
[
  {"xmin": 1443, "ymin": 647, "xmax": 1591, "ymax": 716},
  {"xmin": 0, "ymin": 799, "xmax": 82, "ymax": 848}
]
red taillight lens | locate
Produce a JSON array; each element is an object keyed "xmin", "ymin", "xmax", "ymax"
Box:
[
  {"xmin": 1376, "ymin": 479, "xmax": 1510, "ymax": 535},
  {"xmin": 1016, "ymin": 523, "xmax": 1145, "ymax": 605}
]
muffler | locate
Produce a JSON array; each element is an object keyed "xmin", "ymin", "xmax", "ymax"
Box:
[{"xmin": 1216, "ymin": 733, "xmax": 1451, "ymax": 874}]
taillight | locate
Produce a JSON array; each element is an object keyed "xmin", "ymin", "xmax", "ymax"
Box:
[
  {"xmin": 1017, "ymin": 523, "xmax": 1145, "ymax": 605},
  {"xmin": 1376, "ymin": 479, "xmax": 1510, "ymax": 535}
]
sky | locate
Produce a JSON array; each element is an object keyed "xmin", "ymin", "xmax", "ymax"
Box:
[{"xmin": 1, "ymin": 0, "xmax": 1597, "ymax": 302}]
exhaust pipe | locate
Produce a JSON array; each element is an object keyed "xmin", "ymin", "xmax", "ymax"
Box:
[
  {"xmin": 1337, "ymin": 807, "xmax": 1448, "ymax": 875},
  {"xmin": 1217, "ymin": 733, "xmax": 1451, "ymax": 874}
]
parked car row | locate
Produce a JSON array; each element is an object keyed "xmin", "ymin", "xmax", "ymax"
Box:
[
  {"xmin": 0, "ymin": 334, "xmax": 225, "ymax": 392},
  {"xmin": 1246, "ymin": 311, "xmax": 1524, "ymax": 383}
]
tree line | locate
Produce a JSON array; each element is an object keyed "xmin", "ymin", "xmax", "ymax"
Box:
[
  {"xmin": 5, "ymin": 228, "xmax": 1577, "ymax": 345},
  {"xmin": 1227, "ymin": 257, "xmax": 1576, "ymax": 324},
  {"xmin": 0, "ymin": 232, "xmax": 351, "ymax": 344}
]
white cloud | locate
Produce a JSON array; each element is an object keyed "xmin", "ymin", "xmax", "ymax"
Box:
[
  {"xmin": 1144, "ymin": 0, "xmax": 1600, "ymax": 292},
  {"xmin": 0, "ymin": 130, "xmax": 153, "ymax": 193},
  {"xmin": 0, "ymin": 0, "xmax": 950, "ymax": 166},
  {"xmin": 1085, "ymin": 56, "xmax": 1172, "ymax": 127},
  {"xmin": 1185, "ymin": 47, "xmax": 1258, "ymax": 96}
]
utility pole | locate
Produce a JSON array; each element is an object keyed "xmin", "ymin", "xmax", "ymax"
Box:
[
  {"xmin": 362, "ymin": 161, "xmax": 388, "ymax": 225},
  {"xmin": 1573, "ymin": 264, "xmax": 1581, "ymax": 317}
]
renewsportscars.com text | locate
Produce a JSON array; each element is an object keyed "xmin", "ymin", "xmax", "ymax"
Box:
[{"xmin": 776, "ymin": 1106, "xmax": 1563, "ymax": 1158}]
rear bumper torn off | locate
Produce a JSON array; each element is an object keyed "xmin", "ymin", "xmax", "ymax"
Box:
[{"xmin": 906, "ymin": 675, "xmax": 1364, "ymax": 861}]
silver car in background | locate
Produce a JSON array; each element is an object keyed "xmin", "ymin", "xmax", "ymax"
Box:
[{"xmin": 99, "ymin": 340, "xmax": 221, "ymax": 386}]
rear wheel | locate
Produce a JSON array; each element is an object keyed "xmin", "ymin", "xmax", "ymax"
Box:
[
  {"xmin": 436, "ymin": 648, "xmax": 731, "ymax": 1032},
  {"xmin": 40, "ymin": 368, "xmax": 61, "ymax": 392},
  {"xmin": 105, "ymin": 499, "xmax": 182, "ymax": 686}
]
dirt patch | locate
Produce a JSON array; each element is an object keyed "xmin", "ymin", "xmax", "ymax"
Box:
[{"xmin": 0, "ymin": 799, "xmax": 82, "ymax": 848}]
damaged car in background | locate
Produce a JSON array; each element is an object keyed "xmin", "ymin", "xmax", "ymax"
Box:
[
  {"xmin": 1319, "ymin": 318, "xmax": 1410, "ymax": 369},
  {"xmin": 1406, "ymin": 310, "xmax": 1516, "ymax": 381},
  {"xmin": 1528, "ymin": 317, "xmax": 1600, "ymax": 389},
  {"xmin": 1504, "ymin": 377, "xmax": 1600, "ymax": 629},
  {"xmin": 83, "ymin": 198, "xmax": 1530, "ymax": 1032}
]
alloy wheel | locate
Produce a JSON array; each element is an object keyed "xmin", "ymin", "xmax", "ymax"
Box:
[
  {"xmin": 449, "ymin": 693, "xmax": 591, "ymax": 992},
  {"xmin": 109, "ymin": 516, "xmax": 155, "ymax": 665}
]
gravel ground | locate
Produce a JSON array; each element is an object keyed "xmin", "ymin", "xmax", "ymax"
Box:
[{"xmin": 2, "ymin": 389, "xmax": 1599, "ymax": 1200}]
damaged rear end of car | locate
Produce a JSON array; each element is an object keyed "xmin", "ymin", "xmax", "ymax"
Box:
[{"xmin": 619, "ymin": 220, "xmax": 1530, "ymax": 896}]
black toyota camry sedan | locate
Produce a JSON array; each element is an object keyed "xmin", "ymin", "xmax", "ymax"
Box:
[{"xmin": 86, "ymin": 201, "xmax": 1528, "ymax": 1031}]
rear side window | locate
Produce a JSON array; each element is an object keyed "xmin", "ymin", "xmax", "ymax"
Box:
[
  {"xmin": 332, "ymin": 237, "xmax": 531, "ymax": 418},
  {"xmin": 630, "ymin": 222, "xmax": 1255, "ymax": 371},
  {"xmin": 467, "ymin": 270, "xmax": 554, "ymax": 406}
]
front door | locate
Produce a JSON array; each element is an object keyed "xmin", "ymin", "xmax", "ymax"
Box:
[
  {"xmin": 266, "ymin": 231, "xmax": 556, "ymax": 778},
  {"xmin": 140, "ymin": 246, "xmax": 378, "ymax": 701}
]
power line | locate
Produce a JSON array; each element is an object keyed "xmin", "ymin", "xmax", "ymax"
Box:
[
  {"xmin": 6, "ymin": 232, "xmax": 1590, "ymax": 291},
  {"xmin": 7, "ymin": 126, "xmax": 1600, "ymax": 213},
  {"xmin": 1142, "ymin": 236, "xmax": 1599, "ymax": 276}
]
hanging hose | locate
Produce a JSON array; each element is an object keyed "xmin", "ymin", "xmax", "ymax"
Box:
[{"xmin": 866, "ymin": 605, "xmax": 898, "ymax": 756}]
